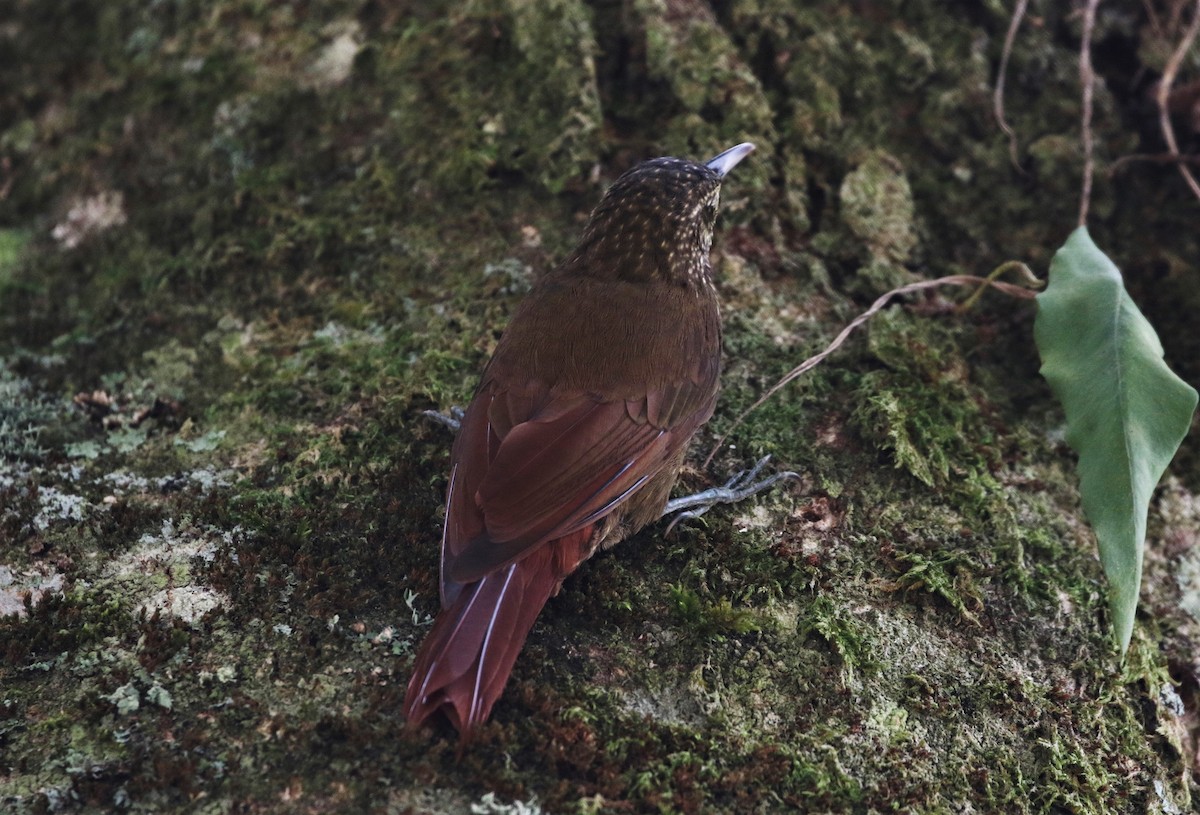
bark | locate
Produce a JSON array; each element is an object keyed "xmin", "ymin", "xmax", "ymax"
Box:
[{"xmin": 1, "ymin": 1, "xmax": 1198, "ymax": 812}]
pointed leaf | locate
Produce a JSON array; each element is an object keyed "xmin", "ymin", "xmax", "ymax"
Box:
[{"xmin": 1035, "ymin": 227, "xmax": 1197, "ymax": 652}]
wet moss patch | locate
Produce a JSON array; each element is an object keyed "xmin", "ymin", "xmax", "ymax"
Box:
[{"xmin": 2, "ymin": 0, "xmax": 1197, "ymax": 811}]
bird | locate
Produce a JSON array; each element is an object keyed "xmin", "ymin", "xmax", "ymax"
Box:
[{"xmin": 404, "ymin": 142, "xmax": 757, "ymax": 741}]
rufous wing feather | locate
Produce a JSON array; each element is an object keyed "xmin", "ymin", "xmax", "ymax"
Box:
[
  {"xmin": 403, "ymin": 527, "xmax": 591, "ymax": 739},
  {"xmin": 406, "ymin": 364, "xmax": 716, "ymax": 738},
  {"xmin": 444, "ymin": 382, "xmax": 711, "ymax": 587}
]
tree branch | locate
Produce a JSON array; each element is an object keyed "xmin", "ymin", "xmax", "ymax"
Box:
[
  {"xmin": 994, "ymin": 0, "xmax": 1031, "ymax": 173},
  {"xmin": 1156, "ymin": 0, "xmax": 1200, "ymax": 203},
  {"xmin": 1078, "ymin": 0, "xmax": 1101, "ymax": 227}
]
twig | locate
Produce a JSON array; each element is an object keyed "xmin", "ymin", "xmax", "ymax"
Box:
[
  {"xmin": 1078, "ymin": 0, "xmax": 1101, "ymax": 227},
  {"xmin": 958, "ymin": 260, "xmax": 1041, "ymax": 311},
  {"xmin": 1156, "ymin": 0, "xmax": 1200, "ymax": 203},
  {"xmin": 703, "ymin": 271, "xmax": 1041, "ymax": 468},
  {"xmin": 1142, "ymin": 0, "xmax": 1163, "ymax": 37},
  {"xmin": 994, "ymin": 0, "xmax": 1031, "ymax": 173},
  {"xmin": 1170, "ymin": 0, "xmax": 1188, "ymax": 32},
  {"xmin": 1108, "ymin": 151, "xmax": 1200, "ymax": 174}
]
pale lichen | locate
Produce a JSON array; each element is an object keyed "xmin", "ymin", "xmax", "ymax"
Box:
[{"xmin": 0, "ymin": 1, "xmax": 1196, "ymax": 812}]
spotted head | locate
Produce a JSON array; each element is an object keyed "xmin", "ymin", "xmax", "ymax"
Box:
[{"xmin": 571, "ymin": 143, "xmax": 755, "ymax": 288}]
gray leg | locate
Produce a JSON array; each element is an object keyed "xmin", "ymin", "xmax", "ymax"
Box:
[
  {"xmin": 422, "ymin": 406, "xmax": 465, "ymax": 432},
  {"xmin": 663, "ymin": 456, "xmax": 800, "ymax": 535}
]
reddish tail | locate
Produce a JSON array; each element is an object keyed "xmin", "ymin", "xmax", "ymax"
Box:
[{"xmin": 403, "ymin": 529, "xmax": 591, "ymax": 739}]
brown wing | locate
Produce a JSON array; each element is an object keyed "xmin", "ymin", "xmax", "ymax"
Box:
[
  {"xmin": 407, "ymin": 525, "xmax": 594, "ymax": 738},
  {"xmin": 439, "ymin": 376, "xmax": 716, "ymax": 603}
]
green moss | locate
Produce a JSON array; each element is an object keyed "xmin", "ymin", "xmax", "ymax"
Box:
[
  {"xmin": 798, "ymin": 595, "xmax": 875, "ymax": 684},
  {"xmin": 669, "ymin": 584, "xmax": 762, "ymax": 639},
  {"xmin": 851, "ymin": 309, "xmax": 1003, "ymax": 504},
  {"xmin": 0, "ymin": 0, "xmax": 1196, "ymax": 811},
  {"xmin": 0, "ymin": 229, "xmax": 31, "ymax": 283},
  {"xmin": 839, "ymin": 150, "xmax": 918, "ymax": 265},
  {"xmin": 891, "ymin": 549, "xmax": 984, "ymax": 623},
  {"xmin": 375, "ymin": 0, "xmax": 601, "ymax": 195}
]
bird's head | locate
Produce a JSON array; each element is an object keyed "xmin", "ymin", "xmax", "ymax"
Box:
[{"xmin": 572, "ymin": 143, "xmax": 755, "ymax": 288}]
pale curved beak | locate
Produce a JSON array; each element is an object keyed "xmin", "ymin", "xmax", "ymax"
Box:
[{"xmin": 706, "ymin": 142, "xmax": 755, "ymax": 177}]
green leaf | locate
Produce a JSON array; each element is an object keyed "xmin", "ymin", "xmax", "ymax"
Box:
[{"xmin": 1034, "ymin": 227, "xmax": 1197, "ymax": 653}]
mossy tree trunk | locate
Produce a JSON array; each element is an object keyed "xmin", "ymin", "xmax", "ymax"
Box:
[{"xmin": 1, "ymin": 1, "xmax": 1198, "ymax": 813}]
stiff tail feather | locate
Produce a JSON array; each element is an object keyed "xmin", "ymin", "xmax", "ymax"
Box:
[{"xmin": 403, "ymin": 528, "xmax": 591, "ymax": 739}]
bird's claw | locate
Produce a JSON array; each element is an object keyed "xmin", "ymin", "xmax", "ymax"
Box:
[
  {"xmin": 662, "ymin": 455, "xmax": 801, "ymax": 535},
  {"xmin": 423, "ymin": 406, "xmax": 465, "ymax": 432}
]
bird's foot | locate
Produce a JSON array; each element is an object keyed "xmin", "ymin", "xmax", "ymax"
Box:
[
  {"xmin": 423, "ymin": 406, "xmax": 465, "ymax": 432},
  {"xmin": 663, "ymin": 456, "xmax": 800, "ymax": 535}
]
